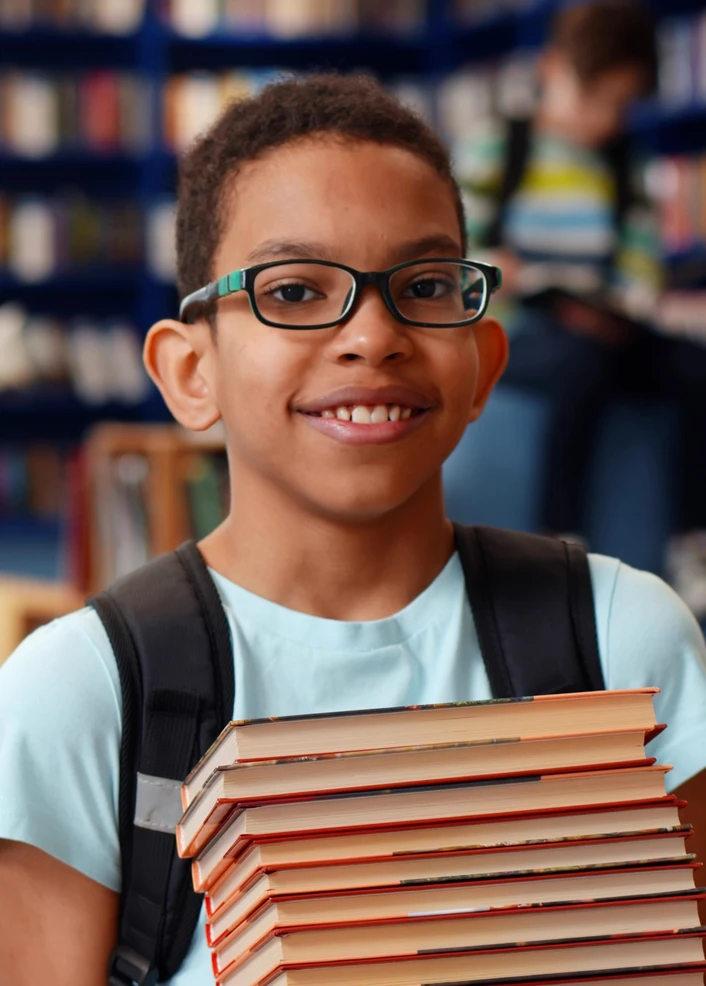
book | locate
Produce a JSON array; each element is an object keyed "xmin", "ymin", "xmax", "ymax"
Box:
[
  {"xmin": 177, "ymin": 765, "xmax": 672, "ymax": 859},
  {"xmin": 205, "ymin": 827, "xmax": 692, "ymax": 918},
  {"xmin": 182, "ymin": 727, "xmax": 658, "ymax": 810},
  {"xmin": 213, "ymin": 893, "xmax": 705, "ymax": 980},
  {"xmin": 184, "ymin": 690, "xmax": 660, "ymax": 798},
  {"xmin": 230, "ymin": 969, "xmax": 706, "ymax": 986},
  {"xmin": 217, "ymin": 930, "xmax": 706, "ymax": 986},
  {"xmin": 193, "ymin": 797, "xmax": 685, "ymax": 893},
  {"xmin": 192, "ymin": 800, "xmax": 690, "ymax": 892},
  {"xmin": 208, "ymin": 860, "xmax": 700, "ymax": 950}
]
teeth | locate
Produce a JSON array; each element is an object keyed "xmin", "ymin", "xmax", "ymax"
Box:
[
  {"xmin": 318, "ymin": 404, "xmax": 416, "ymax": 423},
  {"xmin": 351, "ymin": 405, "xmax": 372, "ymax": 424}
]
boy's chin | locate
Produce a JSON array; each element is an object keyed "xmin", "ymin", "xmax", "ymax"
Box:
[{"xmin": 297, "ymin": 472, "xmax": 440, "ymax": 525}]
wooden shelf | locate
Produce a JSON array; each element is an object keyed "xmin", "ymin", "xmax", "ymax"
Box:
[
  {"xmin": 0, "ymin": 576, "xmax": 83, "ymax": 666},
  {"xmin": 84, "ymin": 422, "xmax": 227, "ymax": 593}
]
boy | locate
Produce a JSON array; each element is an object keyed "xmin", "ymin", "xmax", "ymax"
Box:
[
  {"xmin": 457, "ymin": 0, "xmax": 706, "ymax": 552},
  {"xmin": 1, "ymin": 73, "xmax": 706, "ymax": 986}
]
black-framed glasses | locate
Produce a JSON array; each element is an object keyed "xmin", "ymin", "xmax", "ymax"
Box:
[{"xmin": 179, "ymin": 258, "xmax": 502, "ymax": 329}]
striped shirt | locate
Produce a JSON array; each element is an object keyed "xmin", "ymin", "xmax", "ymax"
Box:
[{"xmin": 454, "ymin": 119, "xmax": 663, "ymax": 317}]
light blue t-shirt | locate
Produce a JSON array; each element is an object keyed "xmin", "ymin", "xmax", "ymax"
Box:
[{"xmin": 1, "ymin": 552, "xmax": 706, "ymax": 984}]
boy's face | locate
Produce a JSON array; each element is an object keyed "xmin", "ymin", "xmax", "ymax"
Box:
[
  {"xmin": 541, "ymin": 51, "xmax": 646, "ymax": 147},
  {"xmin": 151, "ymin": 139, "xmax": 506, "ymax": 522}
]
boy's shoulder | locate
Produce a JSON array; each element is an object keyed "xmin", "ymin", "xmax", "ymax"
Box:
[
  {"xmin": 588, "ymin": 552, "xmax": 706, "ymax": 789},
  {"xmin": 588, "ymin": 551, "xmax": 705, "ymax": 662},
  {"xmin": 0, "ymin": 604, "xmax": 124, "ymax": 890},
  {"xmin": 0, "ymin": 604, "xmax": 120, "ymax": 713}
]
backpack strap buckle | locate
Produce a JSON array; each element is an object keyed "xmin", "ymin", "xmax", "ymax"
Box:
[{"xmin": 108, "ymin": 944, "xmax": 158, "ymax": 986}]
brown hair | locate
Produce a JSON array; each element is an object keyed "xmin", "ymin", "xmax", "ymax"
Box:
[
  {"xmin": 551, "ymin": 0, "xmax": 658, "ymax": 92},
  {"xmin": 176, "ymin": 73, "xmax": 467, "ymax": 323}
]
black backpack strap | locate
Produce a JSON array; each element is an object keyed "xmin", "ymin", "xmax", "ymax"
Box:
[
  {"xmin": 603, "ymin": 134, "xmax": 643, "ymax": 271},
  {"xmin": 453, "ymin": 524, "xmax": 604, "ymax": 698},
  {"xmin": 604, "ymin": 134, "xmax": 635, "ymax": 233},
  {"xmin": 480, "ymin": 116, "xmax": 532, "ymax": 249},
  {"xmin": 89, "ymin": 541, "xmax": 234, "ymax": 986}
]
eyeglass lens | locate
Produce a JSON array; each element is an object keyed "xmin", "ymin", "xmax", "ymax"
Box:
[{"xmin": 252, "ymin": 261, "xmax": 487, "ymax": 327}]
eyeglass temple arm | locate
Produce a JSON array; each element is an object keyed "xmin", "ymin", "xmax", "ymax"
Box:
[
  {"xmin": 179, "ymin": 269, "xmax": 246, "ymax": 320},
  {"xmin": 487, "ymin": 266, "xmax": 503, "ymax": 293}
]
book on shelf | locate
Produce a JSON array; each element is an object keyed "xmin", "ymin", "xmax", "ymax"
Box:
[
  {"xmin": 162, "ymin": 0, "xmax": 421, "ymax": 40},
  {"xmin": 84, "ymin": 424, "xmax": 228, "ymax": 591},
  {"xmin": 658, "ymin": 13, "xmax": 706, "ymax": 109},
  {"xmin": 649, "ymin": 154, "xmax": 706, "ymax": 257},
  {"xmin": 0, "ymin": 71, "xmax": 151, "ymax": 157},
  {"xmin": 0, "ymin": 302, "xmax": 148, "ymax": 406},
  {"xmin": 183, "ymin": 450, "xmax": 229, "ymax": 541},
  {"xmin": 0, "ymin": 0, "xmax": 144, "ymax": 33},
  {"xmin": 0, "ymin": 192, "xmax": 143, "ymax": 280}
]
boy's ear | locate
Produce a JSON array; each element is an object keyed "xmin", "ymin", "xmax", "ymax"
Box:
[
  {"xmin": 143, "ymin": 318, "xmax": 221, "ymax": 432},
  {"xmin": 468, "ymin": 317, "xmax": 509, "ymax": 423}
]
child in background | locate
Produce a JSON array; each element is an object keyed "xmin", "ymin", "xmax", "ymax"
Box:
[
  {"xmin": 1, "ymin": 73, "xmax": 706, "ymax": 986},
  {"xmin": 456, "ymin": 0, "xmax": 706, "ymax": 595}
]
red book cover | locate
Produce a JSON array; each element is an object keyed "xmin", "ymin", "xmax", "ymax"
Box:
[
  {"xmin": 214, "ymin": 928, "xmax": 706, "ymax": 986},
  {"xmin": 207, "ymin": 861, "xmax": 701, "ymax": 950}
]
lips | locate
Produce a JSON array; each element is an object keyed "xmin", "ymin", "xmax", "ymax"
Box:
[{"xmin": 294, "ymin": 385, "xmax": 434, "ymax": 417}]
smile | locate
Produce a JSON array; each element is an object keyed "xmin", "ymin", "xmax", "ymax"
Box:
[
  {"xmin": 305, "ymin": 404, "xmax": 422, "ymax": 424},
  {"xmin": 298, "ymin": 403, "xmax": 430, "ymax": 446}
]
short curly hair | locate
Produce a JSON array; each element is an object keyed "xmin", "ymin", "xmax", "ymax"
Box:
[
  {"xmin": 176, "ymin": 73, "xmax": 467, "ymax": 323},
  {"xmin": 551, "ymin": 0, "xmax": 658, "ymax": 93}
]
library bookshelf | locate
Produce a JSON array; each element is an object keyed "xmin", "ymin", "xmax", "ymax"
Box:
[{"xmin": 0, "ymin": 0, "xmax": 704, "ymax": 591}]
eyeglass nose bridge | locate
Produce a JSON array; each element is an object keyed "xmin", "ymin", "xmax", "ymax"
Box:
[{"xmin": 342, "ymin": 269, "xmax": 402, "ymax": 325}]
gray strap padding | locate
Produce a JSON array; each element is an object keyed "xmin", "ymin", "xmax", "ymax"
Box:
[{"xmin": 134, "ymin": 773, "xmax": 183, "ymax": 833}]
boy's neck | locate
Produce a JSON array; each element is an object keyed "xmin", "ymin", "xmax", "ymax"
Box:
[
  {"xmin": 533, "ymin": 105, "xmax": 575, "ymax": 143},
  {"xmin": 199, "ymin": 471, "xmax": 455, "ymax": 622}
]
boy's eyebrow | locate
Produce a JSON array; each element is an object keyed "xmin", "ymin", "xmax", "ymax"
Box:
[
  {"xmin": 245, "ymin": 240, "xmax": 337, "ymax": 264},
  {"xmin": 387, "ymin": 234, "xmax": 463, "ymax": 263},
  {"xmin": 244, "ymin": 234, "xmax": 463, "ymax": 267}
]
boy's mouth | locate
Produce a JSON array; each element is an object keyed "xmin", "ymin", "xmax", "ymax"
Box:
[
  {"xmin": 304, "ymin": 404, "xmax": 422, "ymax": 424},
  {"xmin": 294, "ymin": 385, "xmax": 434, "ymax": 444},
  {"xmin": 294, "ymin": 385, "xmax": 434, "ymax": 446}
]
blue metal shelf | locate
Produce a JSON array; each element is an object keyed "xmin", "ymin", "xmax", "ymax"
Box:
[
  {"xmin": 166, "ymin": 29, "xmax": 425, "ymax": 74},
  {"xmin": 0, "ymin": 28, "xmax": 141, "ymax": 68},
  {"xmin": 453, "ymin": 1, "xmax": 555, "ymax": 65},
  {"xmin": 0, "ymin": 515, "xmax": 63, "ymax": 538},
  {"xmin": 0, "ymin": 389, "xmax": 171, "ymax": 441},
  {"xmin": 0, "ymin": 270, "xmax": 145, "ymax": 293},
  {"xmin": 0, "ymin": 151, "xmax": 150, "ymax": 192},
  {"xmin": 454, "ymin": 0, "xmax": 706, "ymax": 66},
  {"xmin": 631, "ymin": 102, "xmax": 706, "ymax": 155}
]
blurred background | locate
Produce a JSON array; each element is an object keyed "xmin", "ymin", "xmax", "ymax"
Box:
[{"xmin": 0, "ymin": 0, "xmax": 703, "ymax": 660}]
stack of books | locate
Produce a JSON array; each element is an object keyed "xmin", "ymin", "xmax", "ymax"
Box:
[{"xmin": 176, "ymin": 689, "xmax": 706, "ymax": 986}]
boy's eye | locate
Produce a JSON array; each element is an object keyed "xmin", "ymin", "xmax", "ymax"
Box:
[
  {"xmin": 265, "ymin": 281, "xmax": 324, "ymax": 304},
  {"xmin": 400, "ymin": 275, "xmax": 455, "ymax": 300}
]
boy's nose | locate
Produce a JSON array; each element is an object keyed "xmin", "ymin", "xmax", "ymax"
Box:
[{"xmin": 329, "ymin": 288, "xmax": 413, "ymax": 366}]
